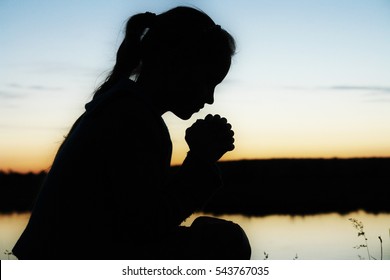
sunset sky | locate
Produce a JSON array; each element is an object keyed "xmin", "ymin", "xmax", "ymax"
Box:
[{"xmin": 1, "ymin": 0, "xmax": 390, "ymax": 173}]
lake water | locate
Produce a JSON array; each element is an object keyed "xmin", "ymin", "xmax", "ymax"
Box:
[{"xmin": 1, "ymin": 211, "xmax": 389, "ymax": 260}]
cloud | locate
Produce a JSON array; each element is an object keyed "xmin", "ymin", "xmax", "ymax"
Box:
[
  {"xmin": 326, "ymin": 86, "xmax": 390, "ymax": 103},
  {"xmin": 6, "ymin": 83, "xmax": 63, "ymax": 91},
  {"xmin": 0, "ymin": 83, "xmax": 64, "ymax": 105},
  {"xmin": 0, "ymin": 91, "xmax": 25, "ymax": 110},
  {"xmin": 329, "ymin": 86, "xmax": 390, "ymax": 93},
  {"xmin": 0, "ymin": 90, "xmax": 26, "ymax": 99},
  {"xmin": 0, "ymin": 83, "xmax": 63, "ymax": 110},
  {"xmin": 282, "ymin": 85, "xmax": 390, "ymax": 95}
]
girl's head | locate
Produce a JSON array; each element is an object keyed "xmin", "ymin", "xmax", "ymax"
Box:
[{"xmin": 95, "ymin": 6, "xmax": 236, "ymax": 120}]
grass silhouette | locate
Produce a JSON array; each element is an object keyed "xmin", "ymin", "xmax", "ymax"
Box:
[
  {"xmin": 348, "ymin": 217, "xmax": 385, "ymax": 260},
  {"xmin": 260, "ymin": 218, "xmax": 387, "ymax": 260}
]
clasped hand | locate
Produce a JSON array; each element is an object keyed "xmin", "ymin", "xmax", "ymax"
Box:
[{"xmin": 185, "ymin": 114, "xmax": 235, "ymax": 163}]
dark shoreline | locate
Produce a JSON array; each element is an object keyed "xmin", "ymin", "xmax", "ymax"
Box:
[
  {"xmin": 207, "ymin": 157, "xmax": 390, "ymax": 216},
  {"xmin": 1, "ymin": 158, "xmax": 389, "ymax": 216}
]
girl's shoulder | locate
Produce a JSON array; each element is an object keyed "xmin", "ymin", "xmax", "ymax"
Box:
[
  {"xmin": 85, "ymin": 79, "xmax": 149, "ymax": 118},
  {"xmin": 93, "ymin": 79, "xmax": 164, "ymax": 131}
]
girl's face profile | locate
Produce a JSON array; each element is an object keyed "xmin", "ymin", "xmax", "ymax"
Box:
[{"xmin": 166, "ymin": 55, "xmax": 231, "ymax": 120}]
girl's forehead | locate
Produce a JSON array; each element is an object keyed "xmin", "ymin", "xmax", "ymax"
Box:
[{"xmin": 179, "ymin": 61, "xmax": 229, "ymax": 86}]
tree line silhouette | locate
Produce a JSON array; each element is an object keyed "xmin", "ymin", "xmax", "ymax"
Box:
[{"xmin": 1, "ymin": 158, "xmax": 389, "ymax": 216}]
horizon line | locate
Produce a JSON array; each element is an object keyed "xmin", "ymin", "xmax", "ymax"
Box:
[{"xmin": 2, "ymin": 156, "xmax": 390, "ymax": 174}]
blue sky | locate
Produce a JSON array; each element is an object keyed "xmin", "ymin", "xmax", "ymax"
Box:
[{"xmin": 1, "ymin": 0, "xmax": 390, "ymax": 172}]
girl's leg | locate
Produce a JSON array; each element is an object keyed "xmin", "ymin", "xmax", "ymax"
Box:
[
  {"xmin": 189, "ymin": 216, "xmax": 251, "ymax": 260},
  {"xmin": 155, "ymin": 216, "xmax": 251, "ymax": 260}
]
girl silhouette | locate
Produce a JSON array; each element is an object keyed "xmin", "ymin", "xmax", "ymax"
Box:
[{"xmin": 13, "ymin": 6, "xmax": 251, "ymax": 260}]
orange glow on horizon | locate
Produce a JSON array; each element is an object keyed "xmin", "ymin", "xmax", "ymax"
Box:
[
  {"xmin": 0, "ymin": 150, "xmax": 390, "ymax": 173},
  {"xmin": 2, "ymin": 135, "xmax": 389, "ymax": 173}
]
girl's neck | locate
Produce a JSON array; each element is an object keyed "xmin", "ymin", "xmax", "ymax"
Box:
[{"xmin": 136, "ymin": 75, "xmax": 168, "ymax": 116}]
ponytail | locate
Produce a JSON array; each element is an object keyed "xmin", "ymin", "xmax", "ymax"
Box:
[
  {"xmin": 93, "ymin": 7, "xmax": 236, "ymax": 99},
  {"xmin": 93, "ymin": 12, "xmax": 156, "ymax": 98}
]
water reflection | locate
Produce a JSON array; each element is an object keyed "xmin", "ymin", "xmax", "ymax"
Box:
[
  {"xmin": 183, "ymin": 211, "xmax": 390, "ymax": 260},
  {"xmin": 0, "ymin": 212, "xmax": 30, "ymax": 260},
  {"xmin": 1, "ymin": 211, "xmax": 389, "ymax": 260}
]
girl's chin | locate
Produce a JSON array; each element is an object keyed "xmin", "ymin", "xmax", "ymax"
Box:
[
  {"xmin": 173, "ymin": 109, "xmax": 197, "ymax": 120},
  {"xmin": 175, "ymin": 113, "xmax": 193, "ymax": 120}
]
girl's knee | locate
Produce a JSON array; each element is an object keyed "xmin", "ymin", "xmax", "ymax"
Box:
[
  {"xmin": 191, "ymin": 216, "xmax": 251, "ymax": 259},
  {"xmin": 191, "ymin": 216, "xmax": 231, "ymax": 227}
]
